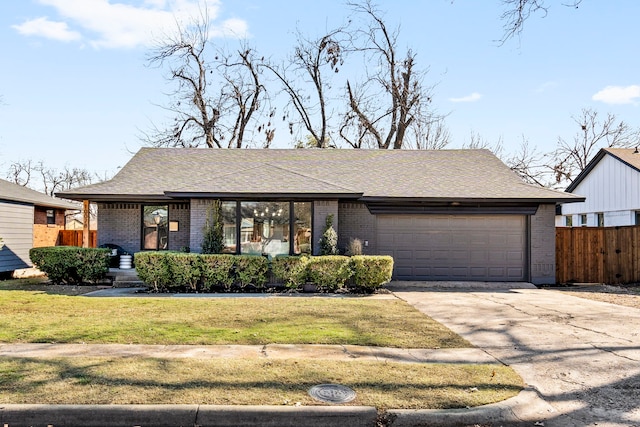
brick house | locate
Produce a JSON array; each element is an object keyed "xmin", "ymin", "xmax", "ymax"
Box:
[
  {"xmin": 0, "ymin": 178, "xmax": 80, "ymax": 273},
  {"xmin": 58, "ymin": 148, "xmax": 583, "ymax": 284}
]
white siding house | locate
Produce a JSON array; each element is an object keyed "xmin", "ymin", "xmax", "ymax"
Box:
[{"xmin": 561, "ymin": 148, "xmax": 640, "ymax": 227}]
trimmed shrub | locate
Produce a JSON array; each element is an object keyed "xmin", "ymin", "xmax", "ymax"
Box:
[
  {"xmin": 271, "ymin": 255, "xmax": 309, "ymax": 289},
  {"xmin": 306, "ymin": 255, "xmax": 352, "ymax": 292},
  {"xmin": 134, "ymin": 252, "xmax": 172, "ymax": 292},
  {"xmin": 319, "ymin": 214, "xmax": 339, "ymax": 255},
  {"xmin": 345, "ymin": 238, "xmax": 363, "ymax": 256},
  {"xmin": 235, "ymin": 255, "xmax": 268, "ymax": 289},
  {"xmin": 202, "ymin": 200, "xmax": 224, "ymax": 254},
  {"xmin": 29, "ymin": 247, "xmax": 110, "ymax": 285},
  {"xmin": 166, "ymin": 252, "xmax": 201, "ymax": 291},
  {"xmin": 350, "ymin": 255, "xmax": 394, "ymax": 292},
  {"xmin": 201, "ymin": 254, "xmax": 236, "ymax": 291}
]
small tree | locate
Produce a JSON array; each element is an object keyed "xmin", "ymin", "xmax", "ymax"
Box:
[
  {"xmin": 202, "ymin": 200, "xmax": 224, "ymax": 254},
  {"xmin": 0, "ymin": 237, "xmax": 4, "ymax": 250},
  {"xmin": 319, "ymin": 214, "xmax": 339, "ymax": 255}
]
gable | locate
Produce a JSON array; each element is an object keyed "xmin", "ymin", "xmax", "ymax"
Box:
[{"xmin": 564, "ymin": 153, "xmax": 640, "ymax": 214}]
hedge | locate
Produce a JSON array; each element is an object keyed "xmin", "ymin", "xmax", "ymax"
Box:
[
  {"xmin": 350, "ymin": 255, "xmax": 394, "ymax": 292},
  {"xmin": 132, "ymin": 252, "xmax": 394, "ymax": 293},
  {"xmin": 271, "ymin": 255, "xmax": 309, "ymax": 289},
  {"xmin": 306, "ymin": 255, "xmax": 352, "ymax": 292},
  {"xmin": 29, "ymin": 247, "xmax": 110, "ymax": 285}
]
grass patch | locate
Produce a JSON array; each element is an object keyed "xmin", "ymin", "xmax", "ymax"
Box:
[
  {"xmin": 0, "ymin": 291, "xmax": 469, "ymax": 348},
  {"xmin": 0, "ymin": 357, "xmax": 523, "ymax": 409}
]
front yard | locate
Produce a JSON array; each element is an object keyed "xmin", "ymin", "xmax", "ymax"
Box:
[{"xmin": 0, "ymin": 279, "xmax": 523, "ymax": 409}]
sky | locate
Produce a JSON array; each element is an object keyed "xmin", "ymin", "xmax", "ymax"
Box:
[{"xmin": 1, "ymin": 0, "xmax": 640, "ymax": 184}]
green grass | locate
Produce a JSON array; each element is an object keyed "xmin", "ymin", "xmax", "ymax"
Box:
[
  {"xmin": 0, "ymin": 290, "xmax": 469, "ymax": 348},
  {"xmin": 0, "ymin": 357, "xmax": 523, "ymax": 409}
]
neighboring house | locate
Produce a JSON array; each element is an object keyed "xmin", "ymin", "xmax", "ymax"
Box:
[
  {"xmin": 58, "ymin": 148, "xmax": 583, "ymax": 284},
  {"xmin": 0, "ymin": 179, "xmax": 80, "ymax": 274},
  {"xmin": 560, "ymin": 148, "xmax": 640, "ymax": 227}
]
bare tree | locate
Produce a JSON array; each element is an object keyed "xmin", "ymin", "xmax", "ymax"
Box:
[
  {"xmin": 344, "ymin": 0, "xmax": 437, "ymax": 150},
  {"xmin": 264, "ymin": 27, "xmax": 346, "ymax": 148},
  {"xmin": 503, "ymin": 136, "xmax": 553, "ymax": 187},
  {"xmin": 7, "ymin": 161, "xmax": 98, "ymax": 196},
  {"xmin": 146, "ymin": 10, "xmax": 268, "ymax": 148},
  {"xmin": 499, "ymin": 0, "xmax": 583, "ymax": 42},
  {"xmin": 551, "ymin": 108, "xmax": 637, "ymax": 185},
  {"xmin": 462, "ymin": 130, "xmax": 505, "ymax": 158}
]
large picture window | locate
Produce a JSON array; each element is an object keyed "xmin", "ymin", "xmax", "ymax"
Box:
[
  {"xmin": 142, "ymin": 205, "xmax": 168, "ymax": 250},
  {"xmin": 241, "ymin": 202, "xmax": 290, "ymax": 258}
]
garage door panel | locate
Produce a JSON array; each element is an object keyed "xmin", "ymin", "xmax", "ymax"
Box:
[{"xmin": 377, "ymin": 214, "xmax": 526, "ymax": 281}]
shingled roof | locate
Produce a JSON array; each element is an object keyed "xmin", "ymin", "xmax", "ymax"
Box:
[
  {"xmin": 0, "ymin": 178, "xmax": 80, "ymax": 210},
  {"xmin": 58, "ymin": 148, "xmax": 582, "ymax": 203}
]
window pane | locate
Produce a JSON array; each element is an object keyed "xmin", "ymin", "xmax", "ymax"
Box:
[
  {"xmin": 240, "ymin": 202, "xmax": 290, "ymax": 258},
  {"xmin": 294, "ymin": 202, "xmax": 312, "ymax": 255},
  {"xmin": 565, "ymin": 216, "xmax": 572, "ymax": 227},
  {"xmin": 143, "ymin": 205, "xmax": 168, "ymax": 250},
  {"xmin": 222, "ymin": 201, "xmax": 237, "ymax": 254}
]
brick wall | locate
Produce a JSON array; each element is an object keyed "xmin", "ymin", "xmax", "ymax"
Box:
[
  {"xmin": 189, "ymin": 199, "xmax": 209, "ymax": 253},
  {"xmin": 97, "ymin": 203, "xmax": 141, "ymax": 255},
  {"xmin": 313, "ymin": 200, "xmax": 339, "ymax": 255},
  {"xmin": 34, "ymin": 207, "xmax": 65, "ymax": 226},
  {"xmin": 530, "ymin": 203, "xmax": 556, "ymax": 285},
  {"xmin": 99, "ymin": 202, "xmax": 192, "ymax": 254},
  {"xmin": 338, "ymin": 202, "xmax": 376, "ymax": 254},
  {"xmin": 168, "ymin": 203, "xmax": 190, "ymax": 251}
]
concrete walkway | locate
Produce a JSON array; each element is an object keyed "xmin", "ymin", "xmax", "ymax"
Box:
[{"xmin": 389, "ymin": 282, "xmax": 640, "ymax": 427}]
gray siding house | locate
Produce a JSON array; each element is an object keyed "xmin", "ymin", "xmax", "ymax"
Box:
[
  {"xmin": 0, "ymin": 179, "xmax": 79, "ymax": 274},
  {"xmin": 59, "ymin": 148, "xmax": 583, "ymax": 285}
]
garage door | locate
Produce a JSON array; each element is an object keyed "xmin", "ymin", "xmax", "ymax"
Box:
[{"xmin": 377, "ymin": 215, "xmax": 526, "ymax": 281}]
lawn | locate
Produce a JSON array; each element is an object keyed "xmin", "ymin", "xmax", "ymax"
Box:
[
  {"xmin": 0, "ymin": 279, "xmax": 524, "ymax": 409},
  {"xmin": 0, "ymin": 288, "xmax": 468, "ymax": 348}
]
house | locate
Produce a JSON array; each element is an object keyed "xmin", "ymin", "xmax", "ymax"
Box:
[
  {"xmin": 58, "ymin": 148, "xmax": 583, "ymax": 284},
  {"xmin": 0, "ymin": 179, "xmax": 80, "ymax": 274},
  {"xmin": 560, "ymin": 148, "xmax": 640, "ymax": 227}
]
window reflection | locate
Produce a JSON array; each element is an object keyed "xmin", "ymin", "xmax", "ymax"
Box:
[
  {"xmin": 143, "ymin": 205, "xmax": 168, "ymax": 250},
  {"xmin": 294, "ymin": 202, "xmax": 312, "ymax": 255}
]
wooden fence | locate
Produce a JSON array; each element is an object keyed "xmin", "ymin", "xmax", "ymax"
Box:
[
  {"xmin": 58, "ymin": 230, "xmax": 97, "ymax": 248},
  {"xmin": 556, "ymin": 226, "xmax": 640, "ymax": 284}
]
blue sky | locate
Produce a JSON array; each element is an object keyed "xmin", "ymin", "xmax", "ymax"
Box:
[{"xmin": 1, "ymin": 0, "xmax": 639, "ymax": 181}]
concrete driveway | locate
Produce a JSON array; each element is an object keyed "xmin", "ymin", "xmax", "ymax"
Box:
[{"xmin": 388, "ymin": 283, "xmax": 640, "ymax": 427}]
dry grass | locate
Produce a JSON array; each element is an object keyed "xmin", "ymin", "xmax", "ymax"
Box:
[
  {"xmin": 0, "ymin": 357, "xmax": 523, "ymax": 409},
  {"xmin": 556, "ymin": 284, "xmax": 640, "ymax": 309}
]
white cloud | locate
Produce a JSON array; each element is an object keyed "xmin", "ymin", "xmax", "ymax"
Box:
[
  {"xmin": 535, "ymin": 81, "xmax": 558, "ymax": 93},
  {"xmin": 592, "ymin": 85, "xmax": 640, "ymax": 105},
  {"xmin": 13, "ymin": 0, "xmax": 247, "ymax": 49},
  {"xmin": 12, "ymin": 16, "xmax": 82, "ymax": 42},
  {"xmin": 449, "ymin": 92, "xmax": 482, "ymax": 103}
]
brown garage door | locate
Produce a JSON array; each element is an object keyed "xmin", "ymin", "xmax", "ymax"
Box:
[{"xmin": 377, "ymin": 215, "xmax": 526, "ymax": 281}]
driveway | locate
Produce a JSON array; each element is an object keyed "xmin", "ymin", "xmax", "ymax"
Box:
[{"xmin": 389, "ymin": 283, "xmax": 640, "ymax": 427}]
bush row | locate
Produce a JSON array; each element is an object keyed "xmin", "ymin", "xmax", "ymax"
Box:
[
  {"xmin": 134, "ymin": 252, "xmax": 393, "ymax": 293},
  {"xmin": 29, "ymin": 247, "xmax": 111, "ymax": 285}
]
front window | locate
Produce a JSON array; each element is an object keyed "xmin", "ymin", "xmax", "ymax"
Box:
[
  {"xmin": 565, "ymin": 215, "xmax": 573, "ymax": 227},
  {"xmin": 636, "ymin": 211, "xmax": 640, "ymax": 225},
  {"xmin": 597, "ymin": 213, "xmax": 604, "ymax": 227},
  {"xmin": 240, "ymin": 202, "xmax": 290, "ymax": 258},
  {"xmin": 221, "ymin": 201, "xmax": 237, "ymax": 253},
  {"xmin": 293, "ymin": 202, "xmax": 312, "ymax": 254},
  {"xmin": 142, "ymin": 205, "xmax": 168, "ymax": 250}
]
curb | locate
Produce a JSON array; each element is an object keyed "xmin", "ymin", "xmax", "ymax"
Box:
[
  {"xmin": 387, "ymin": 388, "xmax": 557, "ymax": 426},
  {"xmin": 0, "ymin": 389, "xmax": 554, "ymax": 427},
  {"xmin": 1, "ymin": 404, "xmax": 377, "ymax": 427}
]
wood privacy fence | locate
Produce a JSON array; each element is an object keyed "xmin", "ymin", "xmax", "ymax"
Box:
[
  {"xmin": 556, "ymin": 226, "xmax": 640, "ymax": 284},
  {"xmin": 58, "ymin": 230, "xmax": 97, "ymax": 248}
]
